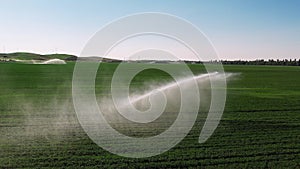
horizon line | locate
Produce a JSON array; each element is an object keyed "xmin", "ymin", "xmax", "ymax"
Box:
[{"xmin": 0, "ymin": 51, "xmax": 299, "ymax": 62}]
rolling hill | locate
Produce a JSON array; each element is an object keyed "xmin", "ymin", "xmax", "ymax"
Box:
[{"xmin": 0, "ymin": 52, "xmax": 77, "ymax": 61}]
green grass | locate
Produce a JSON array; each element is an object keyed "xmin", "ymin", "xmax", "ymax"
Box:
[{"xmin": 0, "ymin": 62, "xmax": 300, "ymax": 168}]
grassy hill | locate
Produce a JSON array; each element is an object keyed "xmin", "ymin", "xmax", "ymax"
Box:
[{"xmin": 0, "ymin": 52, "xmax": 77, "ymax": 61}]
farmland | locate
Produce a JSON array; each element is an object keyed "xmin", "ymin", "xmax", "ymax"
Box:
[{"xmin": 0, "ymin": 62, "xmax": 300, "ymax": 168}]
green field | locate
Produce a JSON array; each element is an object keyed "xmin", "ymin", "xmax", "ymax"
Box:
[{"xmin": 0, "ymin": 62, "xmax": 300, "ymax": 168}]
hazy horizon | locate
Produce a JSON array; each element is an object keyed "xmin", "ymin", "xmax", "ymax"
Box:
[{"xmin": 0, "ymin": 0, "xmax": 299, "ymax": 60}]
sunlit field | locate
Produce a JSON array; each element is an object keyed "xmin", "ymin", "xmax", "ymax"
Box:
[{"xmin": 0, "ymin": 62, "xmax": 300, "ymax": 168}]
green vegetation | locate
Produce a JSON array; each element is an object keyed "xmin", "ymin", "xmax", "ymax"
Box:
[
  {"xmin": 0, "ymin": 62, "xmax": 299, "ymax": 168},
  {"xmin": 0, "ymin": 52, "xmax": 76, "ymax": 61}
]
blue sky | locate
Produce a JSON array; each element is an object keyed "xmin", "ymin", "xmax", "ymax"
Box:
[{"xmin": 0, "ymin": 0, "xmax": 299, "ymax": 60}]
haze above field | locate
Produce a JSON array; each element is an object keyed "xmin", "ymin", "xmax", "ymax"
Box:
[{"xmin": 0, "ymin": 0, "xmax": 299, "ymax": 60}]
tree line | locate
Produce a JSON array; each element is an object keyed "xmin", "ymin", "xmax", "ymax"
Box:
[{"xmin": 218, "ymin": 59, "xmax": 300, "ymax": 66}]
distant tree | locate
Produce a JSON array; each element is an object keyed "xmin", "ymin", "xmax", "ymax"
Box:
[{"xmin": 219, "ymin": 58, "xmax": 300, "ymax": 66}]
